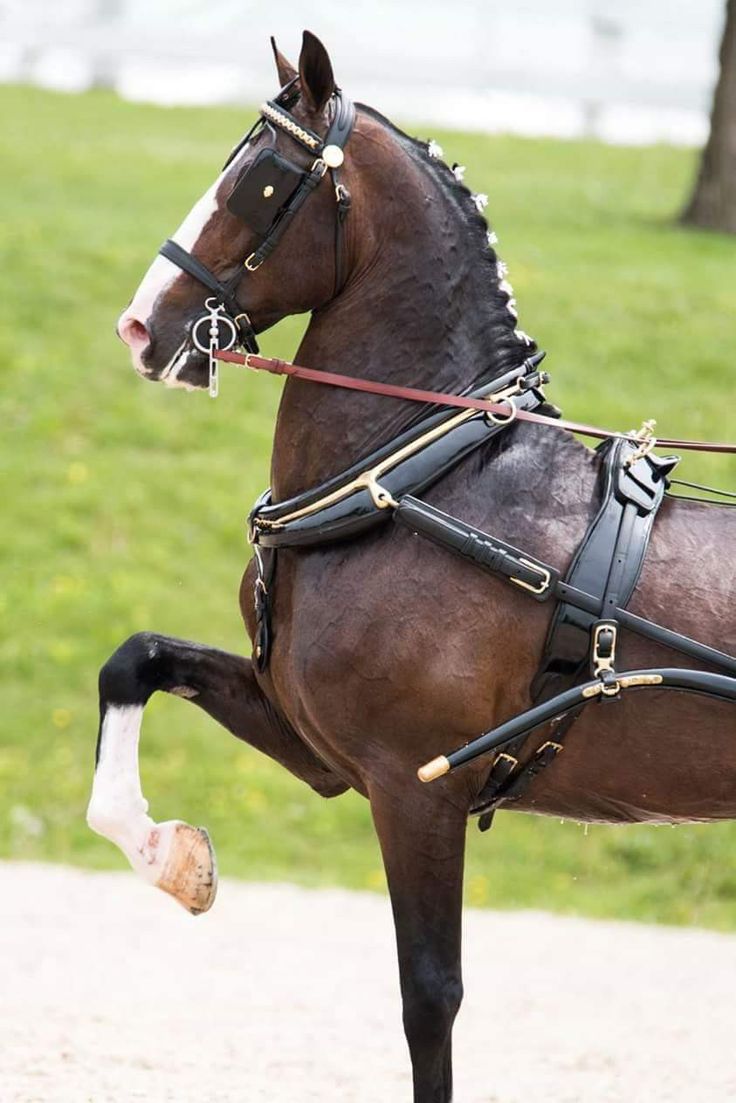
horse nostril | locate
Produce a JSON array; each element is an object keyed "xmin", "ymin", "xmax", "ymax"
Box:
[{"xmin": 117, "ymin": 312, "xmax": 150, "ymax": 353}]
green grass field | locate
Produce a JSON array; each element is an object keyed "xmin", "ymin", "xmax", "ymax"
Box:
[{"xmin": 1, "ymin": 85, "xmax": 735, "ymax": 926}]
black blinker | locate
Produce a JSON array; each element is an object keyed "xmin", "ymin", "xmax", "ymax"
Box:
[{"xmin": 226, "ymin": 148, "xmax": 304, "ymax": 235}]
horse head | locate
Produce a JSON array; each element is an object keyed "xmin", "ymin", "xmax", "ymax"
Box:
[{"xmin": 117, "ymin": 31, "xmax": 354, "ymax": 390}]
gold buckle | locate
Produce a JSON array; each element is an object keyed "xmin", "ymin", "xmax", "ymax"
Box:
[
  {"xmin": 244, "ymin": 252, "xmax": 263, "ymax": 272},
  {"xmin": 537, "ymin": 741, "xmax": 563, "ymax": 755},
  {"xmin": 510, "ymin": 558, "xmax": 551, "ymax": 595},
  {"xmin": 592, "ymin": 622, "xmax": 617, "ymax": 675},
  {"xmin": 493, "ymin": 752, "xmax": 518, "ymax": 771}
]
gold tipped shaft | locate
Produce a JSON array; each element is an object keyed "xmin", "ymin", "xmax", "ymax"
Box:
[{"xmin": 417, "ymin": 755, "xmax": 451, "ymax": 783}]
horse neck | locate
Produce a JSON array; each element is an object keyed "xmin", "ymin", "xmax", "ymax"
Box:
[{"xmin": 270, "ymin": 120, "xmax": 532, "ymax": 501}]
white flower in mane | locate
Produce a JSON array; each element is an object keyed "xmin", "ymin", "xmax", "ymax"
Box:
[
  {"xmin": 487, "ymin": 230, "xmax": 498, "ymax": 246},
  {"xmin": 427, "ymin": 139, "xmax": 444, "ymax": 159},
  {"xmin": 472, "ymin": 193, "xmax": 488, "ymax": 212},
  {"xmin": 452, "ymin": 164, "xmax": 466, "ymax": 181},
  {"xmin": 496, "ymin": 259, "xmax": 508, "ymax": 279},
  {"xmin": 515, "ymin": 328, "xmax": 534, "ymax": 345}
]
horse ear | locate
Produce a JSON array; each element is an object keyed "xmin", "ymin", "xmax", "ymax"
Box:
[
  {"xmin": 270, "ymin": 36, "xmax": 297, "ymax": 87},
  {"xmin": 298, "ymin": 30, "xmax": 335, "ymax": 112}
]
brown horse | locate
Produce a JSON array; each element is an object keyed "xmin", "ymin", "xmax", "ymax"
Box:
[{"xmin": 88, "ymin": 31, "xmax": 736, "ymax": 1103}]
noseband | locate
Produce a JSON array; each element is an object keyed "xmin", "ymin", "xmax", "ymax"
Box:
[{"xmin": 159, "ymin": 80, "xmax": 355, "ymax": 395}]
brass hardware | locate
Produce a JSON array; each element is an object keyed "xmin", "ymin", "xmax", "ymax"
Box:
[
  {"xmin": 592, "ymin": 622, "xmax": 617, "ymax": 676},
  {"xmin": 322, "ymin": 144, "xmax": 345, "ymax": 168},
  {"xmin": 418, "ymin": 755, "xmax": 450, "ymax": 783},
  {"xmin": 590, "ymin": 623, "xmax": 620, "ymax": 696},
  {"xmin": 510, "ymin": 558, "xmax": 551, "ymax": 596},
  {"xmin": 244, "ymin": 252, "xmax": 263, "ymax": 272},
  {"xmin": 538, "ymin": 741, "xmax": 563, "ymax": 754},
  {"xmin": 633, "ymin": 418, "xmax": 657, "ymax": 441},
  {"xmin": 310, "ymin": 157, "xmax": 329, "ymax": 178},
  {"xmin": 619, "ymin": 673, "xmax": 664, "ymax": 689},
  {"xmin": 583, "ymin": 672, "xmax": 664, "ymax": 699},
  {"xmin": 263, "ymin": 185, "xmax": 274, "ymax": 198},
  {"xmin": 493, "ymin": 752, "xmax": 518, "ymax": 770},
  {"xmin": 363, "ymin": 474, "xmax": 398, "ymax": 510},
  {"xmin": 486, "ymin": 396, "xmax": 518, "ymax": 426},
  {"xmin": 625, "ymin": 418, "xmax": 658, "ymax": 468}
]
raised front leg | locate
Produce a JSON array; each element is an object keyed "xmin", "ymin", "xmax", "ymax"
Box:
[
  {"xmin": 370, "ymin": 784, "xmax": 467, "ymax": 1103},
  {"xmin": 87, "ymin": 632, "xmax": 347, "ymax": 913}
]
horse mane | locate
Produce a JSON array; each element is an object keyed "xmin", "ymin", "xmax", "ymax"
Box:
[{"xmin": 355, "ymin": 103, "xmax": 539, "ymax": 374}]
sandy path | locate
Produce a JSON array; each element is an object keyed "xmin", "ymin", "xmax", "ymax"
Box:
[{"xmin": 2, "ymin": 861, "xmax": 736, "ymax": 1102}]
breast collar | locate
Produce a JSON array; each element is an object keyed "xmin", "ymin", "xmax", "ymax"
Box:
[{"xmin": 248, "ymin": 357, "xmax": 551, "ymax": 548}]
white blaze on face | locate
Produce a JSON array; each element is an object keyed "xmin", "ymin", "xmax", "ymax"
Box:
[
  {"xmin": 87, "ymin": 706, "xmax": 177, "ymax": 884},
  {"xmin": 122, "ymin": 163, "xmax": 235, "ymax": 376}
]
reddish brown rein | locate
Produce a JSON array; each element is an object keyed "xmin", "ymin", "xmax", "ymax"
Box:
[{"xmin": 215, "ymin": 350, "xmax": 736, "ymax": 454}]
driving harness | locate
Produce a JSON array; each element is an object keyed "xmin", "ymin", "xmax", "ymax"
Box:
[{"xmin": 154, "ymin": 78, "xmax": 736, "ymax": 821}]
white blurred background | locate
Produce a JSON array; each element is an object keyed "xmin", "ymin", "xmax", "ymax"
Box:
[{"xmin": 0, "ymin": 0, "xmax": 726, "ymax": 145}]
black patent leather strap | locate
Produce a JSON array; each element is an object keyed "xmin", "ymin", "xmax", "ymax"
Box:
[
  {"xmin": 246, "ymin": 162, "xmax": 327, "ymax": 268},
  {"xmin": 326, "ymin": 89, "xmax": 355, "ymax": 150},
  {"xmin": 160, "ymin": 239, "xmax": 246, "ymax": 322},
  {"xmin": 159, "ymin": 238, "xmax": 258, "ymax": 352},
  {"xmin": 250, "ymin": 387, "xmax": 545, "ymax": 548},
  {"xmin": 160, "ymin": 238, "xmax": 235, "ymax": 303},
  {"xmin": 394, "ymin": 496, "xmax": 558, "ymax": 600}
]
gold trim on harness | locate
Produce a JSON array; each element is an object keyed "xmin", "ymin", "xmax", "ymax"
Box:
[{"xmin": 252, "ymin": 379, "xmax": 526, "ymax": 534}]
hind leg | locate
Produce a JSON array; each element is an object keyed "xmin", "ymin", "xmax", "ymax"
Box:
[{"xmin": 87, "ymin": 632, "xmax": 347, "ymax": 913}]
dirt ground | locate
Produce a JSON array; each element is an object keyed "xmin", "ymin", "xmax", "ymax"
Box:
[{"xmin": 2, "ymin": 861, "xmax": 736, "ymax": 1102}]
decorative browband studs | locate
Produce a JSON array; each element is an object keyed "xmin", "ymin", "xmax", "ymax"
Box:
[{"xmin": 259, "ymin": 101, "xmax": 320, "ymax": 150}]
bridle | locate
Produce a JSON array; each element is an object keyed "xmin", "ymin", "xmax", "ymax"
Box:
[{"xmin": 158, "ymin": 78, "xmax": 355, "ymax": 396}]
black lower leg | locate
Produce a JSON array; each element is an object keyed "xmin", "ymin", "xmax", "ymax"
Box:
[{"xmin": 370, "ymin": 786, "xmax": 466, "ymax": 1103}]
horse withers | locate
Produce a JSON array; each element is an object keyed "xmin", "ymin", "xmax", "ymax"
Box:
[{"xmin": 89, "ymin": 31, "xmax": 736, "ymax": 1103}]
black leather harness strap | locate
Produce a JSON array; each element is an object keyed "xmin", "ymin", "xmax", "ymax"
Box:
[
  {"xmin": 159, "ymin": 238, "xmax": 259, "ymax": 353},
  {"xmin": 393, "ymin": 438, "xmax": 683, "ymax": 826},
  {"xmin": 475, "ymin": 439, "xmax": 678, "ymax": 825}
]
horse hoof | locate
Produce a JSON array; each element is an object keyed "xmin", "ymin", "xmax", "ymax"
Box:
[{"xmin": 155, "ymin": 822, "xmax": 218, "ymax": 915}]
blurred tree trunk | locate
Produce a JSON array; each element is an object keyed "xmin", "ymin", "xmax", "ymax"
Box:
[{"xmin": 682, "ymin": 0, "xmax": 736, "ymax": 233}]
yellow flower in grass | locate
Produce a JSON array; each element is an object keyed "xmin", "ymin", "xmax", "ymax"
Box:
[{"xmin": 67, "ymin": 462, "xmax": 89, "ymax": 485}]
